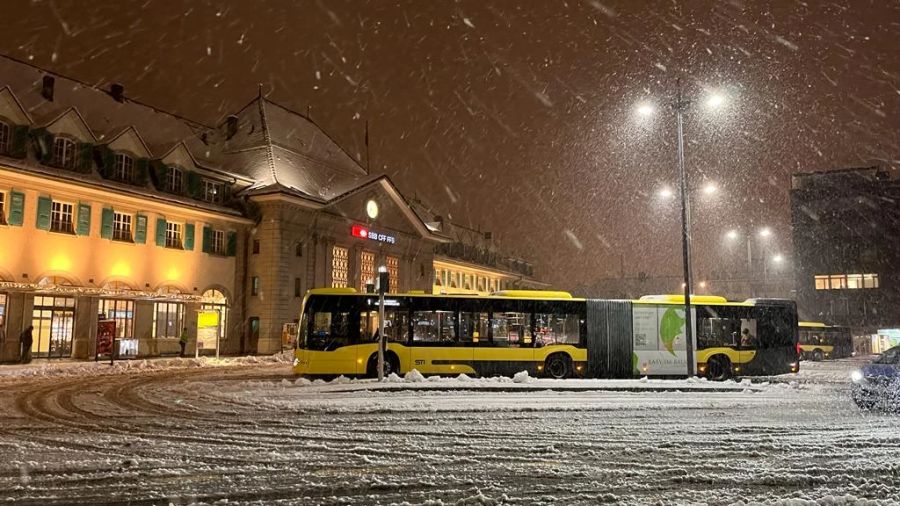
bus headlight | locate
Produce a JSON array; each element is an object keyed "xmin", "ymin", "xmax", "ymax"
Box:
[
  {"xmin": 293, "ymin": 357, "xmax": 299, "ymax": 367},
  {"xmin": 850, "ymin": 370, "xmax": 864, "ymax": 383}
]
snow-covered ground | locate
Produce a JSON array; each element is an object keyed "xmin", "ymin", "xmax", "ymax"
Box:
[{"xmin": 0, "ymin": 358, "xmax": 896, "ymax": 505}]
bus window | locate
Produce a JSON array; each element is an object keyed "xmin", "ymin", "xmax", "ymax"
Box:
[
  {"xmin": 413, "ymin": 310, "xmax": 456, "ymax": 344},
  {"xmin": 460, "ymin": 312, "xmax": 489, "ymax": 344},
  {"xmin": 360, "ymin": 298, "xmax": 410, "ymax": 344},
  {"xmin": 697, "ymin": 312, "xmax": 740, "ymax": 348},
  {"xmin": 534, "ymin": 313, "xmax": 580, "ymax": 346},
  {"xmin": 309, "ymin": 310, "xmax": 352, "ymax": 351},
  {"xmin": 492, "ymin": 312, "xmax": 532, "ymax": 347}
]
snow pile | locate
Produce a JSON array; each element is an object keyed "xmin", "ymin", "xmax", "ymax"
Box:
[
  {"xmin": 404, "ymin": 369, "xmax": 426, "ymax": 382},
  {"xmin": 385, "ymin": 373, "xmax": 404, "ymax": 383},
  {"xmin": 512, "ymin": 370, "xmax": 533, "ymax": 384},
  {"xmin": 0, "ymin": 352, "xmax": 292, "ymax": 380},
  {"xmin": 456, "ymin": 373, "xmax": 474, "ymax": 382},
  {"xmin": 331, "ymin": 375, "xmax": 351, "ymax": 384}
]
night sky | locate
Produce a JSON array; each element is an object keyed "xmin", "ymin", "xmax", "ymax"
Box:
[{"xmin": 4, "ymin": 1, "xmax": 898, "ymax": 288}]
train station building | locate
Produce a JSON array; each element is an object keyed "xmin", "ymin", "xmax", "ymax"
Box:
[{"xmin": 0, "ymin": 55, "xmax": 542, "ymax": 363}]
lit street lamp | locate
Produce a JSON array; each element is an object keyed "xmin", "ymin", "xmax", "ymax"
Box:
[{"xmin": 638, "ymin": 81, "xmax": 727, "ymax": 376}]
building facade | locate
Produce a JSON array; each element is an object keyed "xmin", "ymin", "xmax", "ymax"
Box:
[
  {"xmin": 790, "ymin": 166, "xmax": 900, "ymax": 333},
  {"xmin": 0, "ymin": 56, "xmax": 543, "ymax": 362}
]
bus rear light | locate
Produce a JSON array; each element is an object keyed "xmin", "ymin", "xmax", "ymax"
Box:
[{"xmin": 789, "ymin": 362, "xmax": 798, "ymax": 372}]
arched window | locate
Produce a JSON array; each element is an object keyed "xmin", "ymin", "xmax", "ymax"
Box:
[
  {"xmin": 114, "ymin": 153, "xmax": 134, "ymax": 181},
  {"xmin": 200, "ymin": 289, "xmax": 229, "ymax": 343},
  {"xmin": 0, "ymin": 121, "xmax": 9, "ymax": 155},
  {"xmin": 53, "ymin": 137, "xmax": 76, "ymax": 168}
]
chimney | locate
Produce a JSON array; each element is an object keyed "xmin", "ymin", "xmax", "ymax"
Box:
[
  {"xmin": 41, "ymin": 75, "xmax": 55, "ymax": 101},
  {"xmin": 225, "ymin": 115, "xmax": 239, "ymax": 140},
  {"xmin": 110, "ymin": 83, "xmax": 125, "ymax": 102}
]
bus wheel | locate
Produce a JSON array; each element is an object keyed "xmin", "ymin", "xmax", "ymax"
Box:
[
  {"xmin": 366, "ymin": 353, "xmax": 398, "ymax": 378},
  {"xmin": 813, "ymin": 349, "xmax": 824, "ymax": 362},
  {"xmin": 706, "ymin": 356, "xmax": 732, "ymax": 381},
  {"xmin": 545, "ymin": 354, "xmax": 571, "ymax": 379}
]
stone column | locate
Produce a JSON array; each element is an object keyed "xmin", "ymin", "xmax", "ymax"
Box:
[{"xmin": 72, "ymin": 296, "xmax": 98, "ymax": 359}]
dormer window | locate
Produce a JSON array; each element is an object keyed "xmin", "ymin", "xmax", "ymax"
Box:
[
  {"xmin": 53, "ymin": 137, "xmax": 76, "ymax": 168},
  {"xmin": 166, "ymin": 167, "xmax": 183, "ymax": 193},
  {"xmin": 203, "ymin": 179, "xmax": 223, "ymax": 203},
  {"xmin": 113, "ymin": 153, "xmax": 134, "ymax": 182},
  {"xmin": 0, "ymin": 121, "xmax": 9, "ymax": 155}
]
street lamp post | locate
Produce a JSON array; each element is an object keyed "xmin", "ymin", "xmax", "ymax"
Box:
[
  {"xmin": 673, "ymin": 81, "xmax": 695, "ymax": 376},
  {"xmin": 376, "ymin": 266, "xmax": 388, "ymax": 381}
]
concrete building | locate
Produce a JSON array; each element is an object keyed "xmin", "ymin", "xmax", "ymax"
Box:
[
  {"xmin": 790, "ymin": 166, "xmax": 900, "ymax": 334},
  {"xmin": 0, "ymin": 55, "xmax": 543, "ymax": 363}
]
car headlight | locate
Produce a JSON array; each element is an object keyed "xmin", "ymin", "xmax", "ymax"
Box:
[
  {"xmin": 293, "ymin": 357, "xmax": 299, "ymax": 367},
  {"xmin": 850, "ymin": 370, "xmax": 864, "ymax": 383}
]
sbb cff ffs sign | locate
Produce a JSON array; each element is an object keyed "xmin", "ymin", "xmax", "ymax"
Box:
[{"xmin": 351, "ymin": 225, "xmax": 396, "ymax": 244}]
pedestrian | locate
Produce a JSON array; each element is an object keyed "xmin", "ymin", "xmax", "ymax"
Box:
[
  {"xmin": 179, "ymin": 327, "xmax": 188, "ymax": 357},
  {"xmin": 20, "ymin": 325, "xmax": 34, "ymax": 364}
]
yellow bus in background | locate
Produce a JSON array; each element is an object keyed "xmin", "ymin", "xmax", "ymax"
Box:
[
  {"xmin": 798, "ymin": 322, "xmax": 852, "ymax": 361},
  {"xmin": 293, "ymin": 289, "xmax": 799, "ymax": 380}
]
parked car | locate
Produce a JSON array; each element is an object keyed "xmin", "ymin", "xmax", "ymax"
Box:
[{"xmin": 850, "ymin": 346, "xmax": 900, "ymax": 411}]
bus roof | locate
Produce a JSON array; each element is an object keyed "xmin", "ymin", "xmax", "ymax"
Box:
[
  {"xmin": 638, "ymin": 294, "xmax": 730, "ymax": 304},
  {"xmin": 799, "ymin": 321, "xmax": 828, "ymax": 328},
  {"xmin": 304, "ymin": 287, "xmax": 585, "ymax": 301}
]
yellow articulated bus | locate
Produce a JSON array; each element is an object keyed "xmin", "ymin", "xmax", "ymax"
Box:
[
  {"xmin": 293, "ymin": 289, "xmax": 799, "ymax": 380},
  {"xmin": 798, "ymin": 322, "xmax": 852, "ymax": 361}
]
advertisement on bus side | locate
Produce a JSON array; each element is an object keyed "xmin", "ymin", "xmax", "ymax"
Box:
[{"xmin": 632, "ymin": 305, "xmax": 697, "ymax": 376}]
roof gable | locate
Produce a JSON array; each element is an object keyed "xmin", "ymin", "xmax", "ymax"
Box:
[
  {"xmin": 44, "ymin": 107, "xmax": 96, "ymax": 142},
  {"xmin": 0, "ymin": 86, "xmax": 31, "ymax": 124},
  {"xmin": 326, "ymin": 177, "xmax": 443, "ymax": 241},
  {"xmin": 159, "ymin": 142, "xmax": 198, "ymax": 169},
  {"xmin": 106, "ymin": 126, "xmax": 152, "ymax": 158}
]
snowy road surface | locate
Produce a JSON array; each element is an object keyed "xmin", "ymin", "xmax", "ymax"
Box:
[{"xmin": 0, "ymin": 358, "xmax": 897, "ymax": 505}]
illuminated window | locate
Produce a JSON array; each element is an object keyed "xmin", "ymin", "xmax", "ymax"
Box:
[
  {"xmin": 251, "ymin": 276, "xmax": 260, "ymax": 296},
  {"xmin": 50, "ymin": 201, "xmax": 74, "ymax": 234},
  {"xmin": 166, "ymin": 167, "xmax": 183, "ymax": 193},
  {"xmin": 815, "ymin": 273, "xmax": 880, "ymax": 290},
  {"xmin": 434, "ymin": 268, "xmax": 442, "ymax": 286},
  {"xmin": 52, "ymin": 137, "xmax": 76, "ymax": 168},
  {"xmin": 358, "ymin": 250, "xmax": 376, "ymax": 291},
  {"xmin": 829, "ymin": 275, "xmax": 847, "ymax": 289},
  {"xmin": 387, "ymin": 255, "xmax": 399, "ymax": 294},
  {"xmin": 113, "ymin": 212, "xmax": 132, "ymax": 242},
  {"xmin": 0, "ymin": 121, "xmax": 9, "ymax": 154},
  {"xmin": 863, "ymin": 274, "xmax": 879, "ymax": 289},
  {"xmin": 113, "ymin": 154, "xmax": 134, "ymax": 181},
  {"xmin": 152, "ymin": 302, "xmax": 184, "ymax": 339},
  {"xmin": 0, "ymin": 191, "xmax": 5, "ymax": 225},
  {"xmin": 99, "ymin": 299, "xmax": 134, "ymax": 340},
  {"xmin": 203, "ymin": 179, "xmax": 223, "ymax": 203},
  {"xmin": 165, "ymin": 222, "xmax": 183, "ymax": 249},
  {"xmin": 331, "ymin": 246, "xmax": 348, "ymax": 288}
]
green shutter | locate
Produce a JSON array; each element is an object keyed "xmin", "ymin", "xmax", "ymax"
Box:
[
  {"xmin": 186, "ymin": 171, "xmax": 202, "ymax": 199},
  {"xmin": 155, "ymin": 217, "xmax": 167, "ymax": 247},
  {"xmin": 135, "ymin": 158, "xmax": 150, "ymax": 186},
  {"xmin": 76, "ymin": 143, "xmax": 94, "ymax": 173},
  {"xmin": 150, "ymin": 162, "xmax": 169, "ymax": 191},
  {"xmin": 100, "ymin": 207, "xmax": 114, "ymax": 239},
  {"xmin": 76, "ymin": 202, "xmax": 91, "ymax": 236},
  {"xmin": 97, "ymin": 146, "xmax": 115, "ymax": 178},
  {"xmin": 202, "ymin": 226, "xmax": 213, "ymax": 253},
  {"xmin": 184, "ymin": 223, "xmax": 195, "ymax": 250},
  {"xmin": 30, "ymin": 129, "xmax": 54, "ymax": 164},
  {"xmin": 9, "ymin": 126, "xmax": 29, "ymax": 159},
  {"xmin": 7, "ymin": 191, "xmax": 25, "ymax": 226},
  {"xmin": 134, "ymin": 214, "xmax": 148, "ymax": 244},
  {"xmin": 36, "ymin": 196, "xmax": 52, "ymax": 230},
  {"xmin": 226, "ymin": 231, "xmax": 237, "ymax": 257}
]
